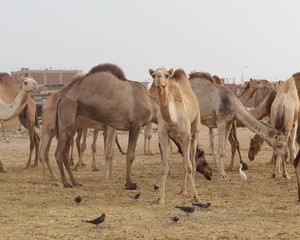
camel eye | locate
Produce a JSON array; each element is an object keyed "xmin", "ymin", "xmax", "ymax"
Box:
[{"xmin": 24, "ymin": 81, "xmax": 28, "ymax": 85}]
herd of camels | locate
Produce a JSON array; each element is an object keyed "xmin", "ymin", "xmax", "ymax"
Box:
[{"xmin": 0, "ymin": 64, "xmax": 300, "ymax": 204}]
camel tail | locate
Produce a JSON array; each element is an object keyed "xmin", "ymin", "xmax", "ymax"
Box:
[{"xmin": 115, "ymin": 135, "xmax": 126, "ymax": 155}]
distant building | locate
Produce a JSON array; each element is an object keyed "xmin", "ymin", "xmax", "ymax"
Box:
[{"xmin": 11, "ymin": 68, "xmax": 83, "ymax": 90}]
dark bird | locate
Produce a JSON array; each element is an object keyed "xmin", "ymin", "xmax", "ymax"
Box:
[
  {"xmin": 74, "ymin": 195, "xmax": 82, "ymax": 205},
  {"xmin": 175, "ymin": 205, "xmax": 195, "ymax": 214},
  {"xmin": 171, "ymin": 215, "xmax": 180, "ymax": 222},
  {"xmin": 192, "ymin": 202, "xmax": 211, "ymax": 209},
  {"xmin": 84, "ymin": 213, "xmax": 106, "ymax": 227},
  {"xmin": 153, "ymin": 183, "xmax": 160, "ymax": 191},
  {"xmin": 130, "ymin": 193, "xmax": 140, "ymax": 200}
]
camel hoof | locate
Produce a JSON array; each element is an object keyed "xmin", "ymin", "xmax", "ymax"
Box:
[
  {"xmin": 0, "ymin": 167, "xmax": 7, "ymax": 173},
  {"xmin": 73, "ymin": 182, "xmax": 82, "ymax": 187},
  {"xmin": 241, "ymin": 163, "xmax": 248, "ymax": 170},
  {"xmin": 191, "ymin": 195, "xmax": 200, "ymax": 202},
  {"xmin": 283, "ymin": 175, "xmax": 290, "ymax": 179},
  {"xmin": 92, "ymin": 168, "xmax": 99, "ymax": 172},
  {"xmin": 63, "ymin": 183, "xmax": 73, "ymax": 188},
  {"xmin": 153, "ymin": 198, "xmax": 164, "ymax": 204},
  {"xmin": 125, "ymin": 183, "xmax": 139, "ymax": 190},
  {"xmin": 272, "ymin": 173, "xmax": 277, "ymax": 178},
  {"xmin": 221, "ymin": 175, "xmax": 230, "ymax": 181}
]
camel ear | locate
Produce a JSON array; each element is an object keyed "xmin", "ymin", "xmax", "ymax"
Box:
[
  {"xmin": 149, "ymin": 69, "xmax": 154, "ymax": 77},
  {"xmin": 250, "ymin": 78, "xmax": 253, "ymax": 81},
  {"xmin": 168, "ymin": 69, "xmax": 174, "ymax": 78}
]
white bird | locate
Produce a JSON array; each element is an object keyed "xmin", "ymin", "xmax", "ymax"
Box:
[{"xmin": 239, "ymin": 164, "xmax": 247, "ymax": 182}]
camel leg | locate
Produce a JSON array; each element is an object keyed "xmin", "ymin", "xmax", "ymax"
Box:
[
  {"xmin": 39, "ymin": 134, "xmax": 57, "ymax": 181},
  {"xmin": 288, "ymin": 122, "xmax": 298, "ymax": 163},
  {"xmin": 293, "ymin": 149, "xmax": 300, "ymax": 202},
  {"xmin": 0, "ymin": 160, "xmax": 7, "ymax": 173},
  {"xmin": 32, "ymin": 131, "xmax": 40, "ymax": 168},
  {"xmin": 75, "ymin": 128, "xmax": 87, "ymax": 171},
  {"xmin": 104, "ymin": 127, "xmax": 116, "ymax": 181},
  {"xmin": 125, "ymin": 126, "xmax": 142, "ymax": 190},
  {"xmin": 69, "ymin": 136, "xmax": 75, "ymax": 166},
  {"xmin": 144, "ymin": 122, "xmax": 154, "ymax": 155},
  {"xmin": 217, "ymin": 122, "xmax": 232, "ymax": 180},
  {"xmin": 272, "ymin": 154, "xmax": 281, "ymax": 178},
  {"xmin": 25, "ymin": 128, "xmax": 35, "ymax": 169},
  {"xmin": 91, "ymin": 129, "xmax": 100, "ymax": 171},
  {"xmin": 62, "ymin": 135, "xmax": 82, "ymax": 187},
  {"xmin": 155, "ymin": 127, "xmax": 170, "ymax": 204}
]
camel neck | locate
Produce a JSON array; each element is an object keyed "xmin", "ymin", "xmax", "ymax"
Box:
[
  {"xmin": 235, "ymin": 98, "xmax": 275, "ymax": 146},
  {"xmin": 157, "ymin": 85, "xmax": 173, "ymax": 124},
  {"xmin": 238, "ymin": 88, "xmax": 256, "ymax": 105},
  {"xmin": 0, "ymin": 90, "xmax": 28, "ymax": 121}
]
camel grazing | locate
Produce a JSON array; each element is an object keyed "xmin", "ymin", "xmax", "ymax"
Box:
[
  {"xmin": 52, "ymin": 63, "xmax": 159, "ymax": 189},
  {"xmin": 0, "ymin": 73, "xmax": 38, "ymax": 172},
  {"xmin": 208, "ymin": 78, "xmax": 269, "ymax": 170},
  {"xmin": 189, "ymin": 71, "xmax": 288, "ymax": 180},
  {"xmin": 269, "ymin": 77, "xmax": 299, "ymax": 178},
  {"xmin": 149, "ymin": 67, "xmax": 202, "ymax": 204}
]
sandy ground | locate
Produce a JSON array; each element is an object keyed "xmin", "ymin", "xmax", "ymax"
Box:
[{"xmin": 0, "ymin": 123, "xmax": 300, "ymax": 240}]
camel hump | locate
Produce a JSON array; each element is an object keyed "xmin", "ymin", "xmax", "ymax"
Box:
[
  {"xmin": 188, "ymin": 71, "xmax": 214, "ymax": 83},
  {"xmin": 172, "ymin": 69, "xmax": 187, "ymax": 81},
  {"xmin": 292, "ymin": 72, "xmax": 300, "ymax": 78},
  {"xmin": 88, "ymin": 63, "xmax": 127, "ymax": 80}
]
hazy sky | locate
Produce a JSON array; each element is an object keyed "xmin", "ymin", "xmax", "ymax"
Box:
[{"xmin": 1, "ymin": 0, "xmax": 299, "ymax": 84}]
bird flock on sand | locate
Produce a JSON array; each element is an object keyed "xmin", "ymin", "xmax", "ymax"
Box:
[{"xmin": 75, "ymin": 183, "xmax": 212, "ymax": 227}]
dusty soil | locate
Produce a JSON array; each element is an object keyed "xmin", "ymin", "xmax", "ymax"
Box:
[{"xmin": 0, "ymin": 124, "xmax": 300, "ymax": 240}]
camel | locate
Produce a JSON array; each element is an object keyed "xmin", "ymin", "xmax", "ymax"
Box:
[
  {"xmin": 39, "ymin": 72, "xmax": 125, "ymax": 183},
  {"xmin": 0, "ymin": 73, "xmax": 38, "ymax": 172},
  {"xmin": 47, "ymin": 64, "xmax": 159, "ymax": 189},
  {"xmin": 208, "ymin": 78, "xmax": 269, "ymax": 170},
  {"xmin": 294, "ymin": 149, "xmax": 300, "ymax": 202},
  {"xmin": 268, "ymin": 77, "xmax": 299, "ymax": 178},
  {"xmin": 149, "ymin": 67, "xmax": 202, "ymax": 204},
  {"xmin": 189, "ymin": 71, "xmax": 288, "ymax": 180}
]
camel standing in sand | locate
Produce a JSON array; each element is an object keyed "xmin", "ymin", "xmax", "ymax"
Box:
[
  {"xmin": 149, "ymin": 68, "xmax": 201, "ymax": 204},
  {"xmin": 269, "ymin": 77, "xmax": 299, "ymax": 178},
  {"xmin": 208, "ymin": 78, "xmax": 269, "ymax": 170},
  {"xmin": 39, "ymin": 72, "xmax": 125, "ymax": 183},
  {"xmin": 0, "ymin": 73, "xmax": 38, "ymax": 172},
  {"xmin": 189, "ymin": 71, "xmax": 288, "ymax": 179},
  {"xmin": 47, "ymin": 64, "xmax": 158, "ymax": 189}
]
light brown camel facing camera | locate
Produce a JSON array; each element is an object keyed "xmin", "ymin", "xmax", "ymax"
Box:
[
  {"xmin": 0, "ymin": 73, "xmax": 38, "ymax": 172},
  {"xmin": 189, "ymin": 71, "xmax": 288, "ymax": 180},
  {"xmin": 149, "ymin": 67, "xmax": 202, "ymax": 204}
]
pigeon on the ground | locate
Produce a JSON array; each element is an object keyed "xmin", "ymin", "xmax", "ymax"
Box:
[
  {"xmin": 153, "ymin": 183, "xmax": 160, "ymax": 191},
  {"xmin": 130, "ymin": 193, "xmax": 140, "ymax": 200},
  {"xmin": 171, "ymin": 215, "xmax": 180, "ymax": 222},
  {"xmin": 192, "ymin": 202, "xmax": 211, "ymax": 208},
  {"xmin": 74, "ymin": 195, "xmax": 82, "ymax": 205},
  {"xmin": 84, "ymin": 213, "xmax": 106, "ymax": 227},
  {"xmin": 175, "ymin": 205, "xmax": 195, "ymax": 214}
]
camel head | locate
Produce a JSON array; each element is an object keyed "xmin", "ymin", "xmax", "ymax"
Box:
[
  {"xmin": 249, "ymin": 78, "xmax": 270, "ymax": 90},
  {"xmin": 269, "ymin": 131, "xmax": 288, "ymax": 160},
  {"xmin": 20, "ymin": 77, "xmax": 38, "ymax": 92},
  {"xmin": 248, "ymin": 136, "xmax": 264, "ymax": 161},
  {"xmin": 149, "ymin": 68, "xmax": 174, "ymax": 87},
  {"xmin": 195, "ymin": 148, "xmax": 212, "ymax": 180}
]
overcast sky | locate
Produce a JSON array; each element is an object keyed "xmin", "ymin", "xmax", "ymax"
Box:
[{"xmin": 1, "ymin": 0, "xmax": 299, "ymax": 84}]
